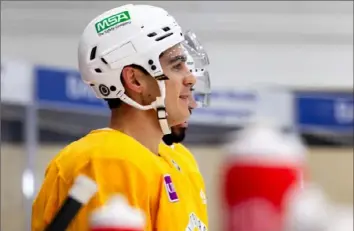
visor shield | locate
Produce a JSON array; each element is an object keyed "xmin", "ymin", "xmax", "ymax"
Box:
[
  {"xmin": 157, "ymin": 30, "xmax": 209, "ymax": 79},
  {"xmin": 183, "ymin": 31, "xmax": 211, "ymax": 108},
  {"xmin": 156, "ymin": 30, "xmax": 211, "ymax": 108},
  {"xmin": 182, "ymin": 30, "xmax": 210, "ymax": 69},
  {"xmin": 193, "ymin": 69, "xmax": 211, "ymax": 108},
  {"xmin": 158, "ymin": 44, "xmax": 190, "ymax": 77}
]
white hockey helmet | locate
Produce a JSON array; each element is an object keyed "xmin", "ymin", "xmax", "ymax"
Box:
[{"xmin": 78, "ymin": 4, "xmax": 187, "ymax": 134}]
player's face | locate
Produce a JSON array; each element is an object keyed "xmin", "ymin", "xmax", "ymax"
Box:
[{"xmin": 159, "ymin": 44, "xmax": 196, "ymax": 127}]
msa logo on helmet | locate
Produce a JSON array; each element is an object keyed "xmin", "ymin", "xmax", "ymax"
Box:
[{"xmin": 95, "ymin": 11, "xmax": 131, "ymax": 36}]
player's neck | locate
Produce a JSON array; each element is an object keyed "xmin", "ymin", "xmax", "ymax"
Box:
[{"xmin": 109, "ymin": 107, "xmax": 163, "ymax": 155}]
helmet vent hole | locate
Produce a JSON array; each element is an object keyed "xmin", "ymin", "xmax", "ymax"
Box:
[
  {"xmin": 90, "ymin": 46, "xmax": 97, "ymax": 60},
  {"xmin": 147, "ymin": 32, "xmax": 157, "ymax": 37},
  {"xmin": 162, "ymin": 27, "xmax": 170, "ymax": 32},
  {"xmin": 95, "ymin": 68, "xmax": 102, "ymax": 73},
  {"xmin": 155, "ymin": 32, "xmax": 173, "ymax": 42},
  {"xmin": 101, "ymin": 58, "xmax": 108, "ymax": 64}
]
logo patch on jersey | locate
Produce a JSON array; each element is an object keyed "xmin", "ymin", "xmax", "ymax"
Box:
[
  {"xmin": 163, "ymin": 174, "xmax": 179, "ymax": 202},
  {"xmin": 185, "ymin": 212, "xmax": 208, "ymax": 231}
]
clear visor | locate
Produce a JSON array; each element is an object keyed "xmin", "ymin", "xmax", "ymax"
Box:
[
  {"xmin": 193, "ymin": 69, "xmax": 211, "ymax": 108},
  {"xmin": 159, "ymin": 31, "xmax": 209, "ymax": 74},
  {"xmin": 183, "ymin": 31, "xmax": 211, "ymax": 108},
  {"xmin": 183, "ymin": 30, "xmax": 210, "ymax": 69},
  {"xmin": 157, "ymin": 30, "xmax": 211, "ymax": 108}
]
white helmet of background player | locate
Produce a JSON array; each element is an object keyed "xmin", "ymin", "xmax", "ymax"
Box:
[{"xmin": 78, "ymin": 4, "xmax": 210, "ymax": 134}]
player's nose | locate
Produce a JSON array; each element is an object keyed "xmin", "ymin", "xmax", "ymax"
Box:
[{"xmin": 183, "ymin": 73, "xmax": 196, "ymax": 87}]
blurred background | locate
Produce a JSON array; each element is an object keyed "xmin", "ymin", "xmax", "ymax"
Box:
[{"xmin": 1, "ymin": 1, "xmax": 353, "ymax": 231}]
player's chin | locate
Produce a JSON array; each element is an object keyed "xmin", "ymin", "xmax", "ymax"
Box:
[{"xmin": 168, "ymin": 108, "xmax": 190, "ymax": 127}]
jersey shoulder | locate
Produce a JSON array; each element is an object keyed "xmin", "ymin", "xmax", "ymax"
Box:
[
  {"xmin": 172, "ymin": 143, "xmax": 200, "ymax": 171},
  {"xmin": 53, "ymin": 128, "xmax": 159, "ymax": 181},
  {"xmin": 35, "ymin": 129, "xmax": 160, "ymax": 231}
]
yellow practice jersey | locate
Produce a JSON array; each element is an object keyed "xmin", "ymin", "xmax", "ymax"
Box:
[
  {"xmin": 161, "ymin": 142, "xmax": 208, "ymax": 229},
  {"xmin": 32, "ymin": 128, "xmax": 208, "ymax": 231}
]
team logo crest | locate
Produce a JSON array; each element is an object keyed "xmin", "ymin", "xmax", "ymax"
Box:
[
  {"xmin": 163, "ymin": 174, "xmax": 179, "ymax": 202},
  {"xmin": 186, "ymin": 213, "xmax": 208, "ymax": 231}
]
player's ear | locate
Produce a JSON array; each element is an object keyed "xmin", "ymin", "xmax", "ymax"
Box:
[{"xmin": 121, "ymin": 66, "xmax": 143, "ymax": 93}]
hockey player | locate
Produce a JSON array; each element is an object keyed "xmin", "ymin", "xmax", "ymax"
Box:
[{"xmin": 32, "ymin": 4, "xmax": 210, "ymax": 231}]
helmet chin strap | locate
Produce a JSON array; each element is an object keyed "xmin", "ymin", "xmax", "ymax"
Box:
[
  {"xmin": 118, "ymin": 80, "xmax": 171, "ymax": 135},
  {"xmin": 153, "ymin": 96, "xmax": 171, "ymax": 135},
  {"xmin": 153, "ymin": 80, "xmax": 171, "ymax": 135}
]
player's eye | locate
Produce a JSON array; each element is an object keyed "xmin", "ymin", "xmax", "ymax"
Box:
[
  {"xmin": 172, "ymin": 62, "xmax": 186, "ymax": 71},
  {"xmin": 171, "ymin": 56, "xmax": 187, "ymax": 71}
]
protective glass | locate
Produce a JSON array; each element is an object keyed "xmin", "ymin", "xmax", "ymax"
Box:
[
  {"xmin": 158, "ymin": 44, "xmax": 191, "ymax": 78},
  {"xmin": 183, "ymin": 30, "xmax": 210, "ymax": 68},
  {"xmin": 157, "ymin": 30, "xmax": 211, "ymax": 108},
  {"xmin": 183, "ymin": 30, "xmax": 211, "ymax": 108},
  {"xmin": 193, "ymin": 69, "xmax": 211, "ymax": 108}
]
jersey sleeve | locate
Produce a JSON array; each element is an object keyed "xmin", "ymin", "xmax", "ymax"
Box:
[
  {"xmin": 84, "ymin": 157, "xmax": 151, "ymax": 207},
  {"xmin": 32, "ymin": 161, "xmax": 65, "ymax": 231},
  {"xmin": 79, "ymin": 158, "xmax": 153, "ymax": 230},
  {"xmin": 32, "ymin": 157, "xmax": 153, "ymax": 231}
]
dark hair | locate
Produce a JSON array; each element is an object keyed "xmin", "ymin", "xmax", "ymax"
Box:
[{"xmin": 106, "ymin": 64, "xmax": 149, "ymax": 109}]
